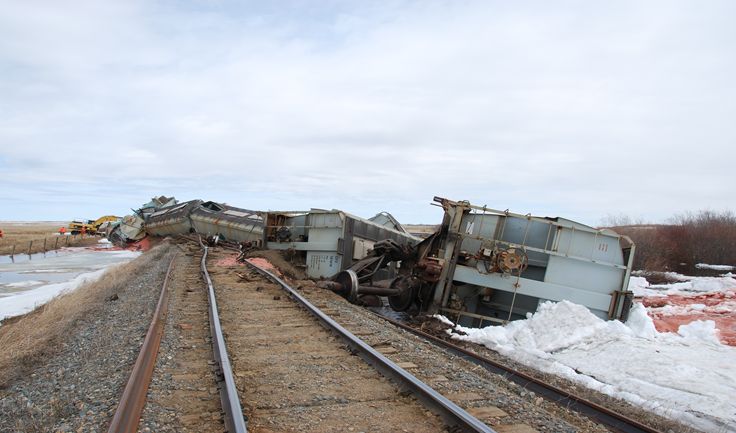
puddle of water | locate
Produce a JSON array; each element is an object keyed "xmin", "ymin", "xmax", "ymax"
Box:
[
  {"xmin": 0, "ymin": 272, "xmax": 76, "ymax": 293},
  {"xmin": 0, "ymin": 247, "xmax": 141, "ymax": 320},
  {"xmin": 0, "ymin": 249, "xmax": 61, "ymax": 265}
]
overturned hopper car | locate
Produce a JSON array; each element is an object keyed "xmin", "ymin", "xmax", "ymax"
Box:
[
  {"xmin": 141, "ymin": 199, "xmax": 415, "ymax": 280},
  {"xmin": 190, "ymin": 201, "xmax": 263, "ymax": 244},
  {"xmin": 264, "ymin": 209, "xmax": 421, "ymax": 278},
  {"xmin": 325, "ymin": 197, "xmax": 635, "ymax": 324},
  {"xmin": 145, "ymin": 200, "xmax": 203, "ymax": 236}
]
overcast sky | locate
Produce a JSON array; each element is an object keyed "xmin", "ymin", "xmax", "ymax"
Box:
[{"xmin": 1, "ymin": 1, "xmax": 734, "ymax": 226}]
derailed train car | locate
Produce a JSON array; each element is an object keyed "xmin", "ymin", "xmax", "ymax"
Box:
[
  {"xmin": 144, "ymin": 200, "xmax": 264, "ymax": 245},
  {"xmin": 264, "ymin": 209, "xmax": 421, "ymax": 278},
  {"xmin": 142, "ymin": 198, "xmax": 417, "ymax": 279},
  {"xmin": 324, "ymin": 197, "xmax": 635, "ymax": 324},
  {"xmin": 190, "ymin": 201, "xmax": 263, "ymax": 244},
  {"xmin": 145, "ymin": 200, "xmax": 203, "ymax": 236}
]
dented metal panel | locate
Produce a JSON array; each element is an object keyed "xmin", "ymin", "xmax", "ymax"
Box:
[{"xmin": 119, "ymin": 214, "xmax": 146, "ymax": 241}]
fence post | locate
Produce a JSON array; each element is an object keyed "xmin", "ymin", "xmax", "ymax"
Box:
[
  {"xmin": 28, "ymin": 240, "xmax": 33, "ymax": 255},
  {"xmin": 54, "ymin": 237, "xmax": 59, "ymax": 249},
  {"xmin": 43, "ymin": 237, "xmax": 47, "ymax": 253},
  {"xmin": 11, "ymin": 244, "xmax": 15, "ymax": 258}
]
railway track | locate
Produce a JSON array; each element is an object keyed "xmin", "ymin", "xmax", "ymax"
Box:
[
  {"xmin": 138, "ymin": 243, "xmax": 228, "ymax": 432},
  {"xmin": 208, "ymin": 247, "xmax": 492, "ymax": 433},
  {"xmin": 108, "ymin": 240, "xmax": 495, "ymax": 432},
  {"xmin": 108, "ymin": 241, "xmax": 666, "ymax": 433}
]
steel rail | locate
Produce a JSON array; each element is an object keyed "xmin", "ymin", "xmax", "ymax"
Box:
[
  {"xmin": 199, "ymin": 239, "xmax": 248, "ymax": 433},
  {"xmin": 108, "ymin": 254, "xmax": 177, "ymax": 433},
  {"xmin": 373, "ymin": 313, "xmax": 664, "ymax": 433},
  {"xmin": 242, "ymin": 260, "xmax": 497, "ymax": 433}
]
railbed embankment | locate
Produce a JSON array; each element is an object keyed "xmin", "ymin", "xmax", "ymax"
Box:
[{"xmin": 0, "ymin": 243, "xmax": 174, "ymax": 432}]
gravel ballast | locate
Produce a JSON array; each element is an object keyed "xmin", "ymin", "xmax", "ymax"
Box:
[{"xmin": 0, "ymin": 245, "xmax": 175, "ymax": 433}]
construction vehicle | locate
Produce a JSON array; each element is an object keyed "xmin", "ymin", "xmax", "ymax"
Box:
[{"xmin": 68, "ymin": 215, "xmax": 121, "ymax": 235}]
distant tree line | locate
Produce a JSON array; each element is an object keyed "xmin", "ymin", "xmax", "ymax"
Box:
[{"xmin": 602, "ymin": 210, "xmax": 736, "ymax": 273}]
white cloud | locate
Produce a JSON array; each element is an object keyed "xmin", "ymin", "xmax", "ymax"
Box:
[{"xmin": 0, "ymin": 0, "xmax": 734, "ymax": 224}]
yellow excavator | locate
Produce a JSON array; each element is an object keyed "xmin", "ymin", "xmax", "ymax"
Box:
[{"xmin": 68, "ymin": 215, "xmax": 121, "ymax": 235}]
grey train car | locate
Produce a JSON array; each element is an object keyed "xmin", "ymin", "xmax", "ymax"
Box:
[
  {"xmin": 425, "ymin": 197, "xmax": 635, "ymax": 324},
  {"xmin": 264, "ymin": 209, "xmax": 420, "ymax": 278},
  {"xmin": 144, "ymin": 199, "xmax": 203, "ymax": 236},
  {"xmin": 325, "ymin": 197, "xmax": 636, "ymax": 326},
  {"xmin": 190, "ymin": 201, "xmax": 264, "ymax": 244}
]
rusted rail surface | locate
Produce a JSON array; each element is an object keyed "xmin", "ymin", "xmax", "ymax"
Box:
[
  {"xmin": 242, "ymin": 259, "xmax": 497, "ymax": 433},
  {"xmin": 374, "ymin": 313, "xmax": 664, "ymax": 433},
  {"xmin": 199, "ymin": 240, "xmax": 248, "ymax": 433},
  {"xmin": 107, "ymin": 254, "xmax": 177, "ymax": 433}
]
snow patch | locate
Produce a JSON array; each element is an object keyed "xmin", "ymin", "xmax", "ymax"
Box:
[
  {"xmin": 5, "ymin": 280, "xmax": 45, "ymax": 288},
  {"xmin": 632, "ymin": 273, "xmax": 736, "ymax": 297},
  {"xmin": 19, "ymin": 269, "xmax": 69, "ymax": 274},
  {"xmin": 625, "ymin": 303, "xmax": 658, "ymax": 339},
  {"xmin": 696, "ymin": 263, "xmax": 734, "ymax": 271},
  {"xmin": 627, "ymin": 276, "xmax": 651, "ymax": 296},
  {"xmin": 431, "ymin": 314, "xmax": 455, "ymax": 326},
  {"xmin": 449, "ymin": 300, "xmax": 736, "ymax": 432},
  {"xmin": 677, "ymin": 320, "xmax": 721, "ymax": 344},
  {"xmin": 0, "ymin": 268, "xmax": 108, "ymax": 321},
  {"xmin": 655, "ymin": 277, "xmax": 736, "ymax": 294},
  {"xmin": 0, "ymin": 249, "xmax": 141, "ymax": 322}
]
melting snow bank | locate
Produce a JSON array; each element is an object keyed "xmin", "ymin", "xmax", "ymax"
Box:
[
  {"xmin": 628, "ymin": 273, "xmax": 736, "ymax": 297},
  {"xmin": 442, "ymin": 301, "xmax": 736, "ymax": 432},
  {"xmin": 0, "ymin": 250, "xmax": 141, "ymax": 322},
  {"xmin": 628, "ymin": 273, "xmax": 736, "ymax": 346},
  {"xmin": 696, "ymin": 263, "xmax": 735, "ymax": 271},
  {"xmin": 0, "ymin": 268, "xmax": 109, "ymax": 321}
]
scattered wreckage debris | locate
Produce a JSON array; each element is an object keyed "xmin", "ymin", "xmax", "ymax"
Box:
[{"xmin": 115, "ymin": 194, "xmax": 635, "ymax": 326}]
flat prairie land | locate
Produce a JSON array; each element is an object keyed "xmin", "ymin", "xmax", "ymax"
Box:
[{"xmin": 0, "ymin": 221, "xmax": 99, "ymax": 255}]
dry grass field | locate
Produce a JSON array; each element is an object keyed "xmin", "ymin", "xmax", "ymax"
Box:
[
  {"xmin": 0, "ymin": 222, "xmax": 99, "ymax": 255},
  {"xmin": 0, "ymin": 243, "xmax": 168, "ymax": 387}
]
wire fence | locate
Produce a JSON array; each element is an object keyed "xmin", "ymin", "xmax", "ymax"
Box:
[{"xmin": 0, "ymin": 234, "xmax": 98, "ymax": 257}]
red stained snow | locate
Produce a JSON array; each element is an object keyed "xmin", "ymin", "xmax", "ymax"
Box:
[
  {"xmin": 214, "ymin": 254, "xmax": 240, "ymax": 267},
  {"xmin": 245, "ymin": 257, "xmax": 283, "ymax": 277},
  {"xmin": 212, "ymin": 253, "xmax": 284, "ymax": 277},
  {"xmin": 641, "ymin": 290, "xmax": 736, "ymax": 346},
  {"xmin": 130, "ymin": 237, "xmax": 152, "ymax": 251}
]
